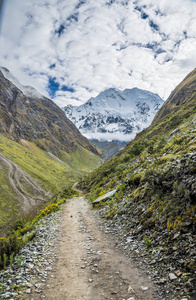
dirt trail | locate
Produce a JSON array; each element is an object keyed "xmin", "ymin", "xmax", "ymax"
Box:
[
  {"xmin": 72, "ymin": 181, "xmax": 83, "ymax": 195},
  {"xmin": 32, "ymin": 196, "xmax": 159, "ymax": 300},
  {"xmin": 0, "ymin": 152, "xmax": 48, "ymax": 212}
]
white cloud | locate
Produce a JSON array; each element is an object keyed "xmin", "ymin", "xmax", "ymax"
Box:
[{"xmin": 0, "ymin": 0, "xmax": 196, "ymax": 107}]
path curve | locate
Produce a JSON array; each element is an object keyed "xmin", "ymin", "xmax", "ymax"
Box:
[
  {"xmin": 30, "ymin": 196, "xmax": 159, "ymax": 300},
  {"xmin": 72, "ymin": 181, "xmax": 84, "ymax": 196}
]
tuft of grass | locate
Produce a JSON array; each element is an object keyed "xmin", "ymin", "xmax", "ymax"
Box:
[{"xmin": 143, "ymin": 236, "xmax": 153, "ymax": 247}]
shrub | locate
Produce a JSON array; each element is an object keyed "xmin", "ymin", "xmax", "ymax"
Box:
[
  {"xmin": 0, "ymin": 233, "xmax": 22, "ymax": 269},
  {"xmin": 123, "ymin": 155, "xmax": 130, "ymax": 163},
  {"xmin": 167, "ymin": 218, "xmax": 173, "ymax": 230}
]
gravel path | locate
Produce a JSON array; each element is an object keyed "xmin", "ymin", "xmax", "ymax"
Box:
[
  {"xmin": 28, "ymin": 196, "xmax": 158, "ymax": 300},
  {"xmin": 0, "ymin": 196, "xmax": 160, "ymax": 299}
]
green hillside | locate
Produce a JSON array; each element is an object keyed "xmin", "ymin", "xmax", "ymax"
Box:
[
  {"xmin": 0, "ymin": 68, "xmax": 101, "ymax": 236},
  {"xmin": 79, "ymin": 69, "xmax": 196, "ymax": 298},
  {"xmin": 0, "ymin": 134, "xmax": 100, "ymax": 236}
]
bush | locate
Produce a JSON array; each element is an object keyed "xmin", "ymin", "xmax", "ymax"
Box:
[
  {"xmin": 156, "ymin": 136, "xmax": 167, "ymax": 152},
  {"xmin": 0, "ymin": 233, "xmax": 23, "ymax": 269}
]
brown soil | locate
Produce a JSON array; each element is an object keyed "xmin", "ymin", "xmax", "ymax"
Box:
[{"xmin": 31, "ymin": 196, "xmax": 159, "ymax": 300}]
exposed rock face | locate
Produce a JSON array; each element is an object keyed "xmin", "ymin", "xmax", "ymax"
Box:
[
  {"xmin": 0, "ymin": 68, "xmax": 100, "ymax": 156},
  {"xmin": 62, "ymin": 88, "xmax": 164, "ymax": 142}
]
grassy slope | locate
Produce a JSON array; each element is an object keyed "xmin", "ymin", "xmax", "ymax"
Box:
[
  {"xmin": 0, "ymin": 134, "xmax": 100, "ymax": 233},
  {"xmin": 60, "ymin": 145, "xmax": 101, "ymax": 172}
]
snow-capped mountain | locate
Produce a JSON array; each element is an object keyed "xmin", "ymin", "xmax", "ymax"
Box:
[{"xmin": 62, "ymin": 88, "xmax": 164, "ymax": 142}]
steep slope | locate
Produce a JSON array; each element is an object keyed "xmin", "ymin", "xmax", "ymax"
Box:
[
  {"xmin": 153, "ymin": 68, "xmax": 196, "ymax": 125},
  {"xmin": 0, "ymin": 67, "xmax": 101, "ymax": 235},
  {"xmin": 0, "ymin": 67, "xmax": 100, "ymax": 156},
  {"xmin": 62, "ymin": 88, "xmax": 163, "ymax": 142},
  {"xmin": 79, "ymin": 69, "xmax": 196, "ymax": 299}
]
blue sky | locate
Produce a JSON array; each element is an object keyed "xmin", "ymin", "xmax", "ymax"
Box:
[{"xmin": 0, "ymin": 0, "xmax": 196, "ymax": 107}]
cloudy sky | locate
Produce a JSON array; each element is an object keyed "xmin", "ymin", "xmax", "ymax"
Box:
[{"xmin": 0, "ymin": 0, "xmax": 196, "ymax": 107}]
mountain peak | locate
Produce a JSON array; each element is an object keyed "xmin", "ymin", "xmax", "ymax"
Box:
[{"xmin": 62, "ymin": 88, "xmax": 164, "ymax": 142}]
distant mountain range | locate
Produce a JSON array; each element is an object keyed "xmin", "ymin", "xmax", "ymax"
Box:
[{"xmin": 62, "ymin": 88, "xmax": 164, "ymax": 142}]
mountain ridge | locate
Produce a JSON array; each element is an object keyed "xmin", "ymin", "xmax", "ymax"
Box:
[{"xmin": 0, "ymin": 67, "xmax": 101, "ymax": 157}]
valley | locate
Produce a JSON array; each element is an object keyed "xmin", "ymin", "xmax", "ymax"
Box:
[
  {"xmin": 1, "ymin": 0, "xmax": 196, "ymax": 298},
  {"xmin": 0, "ymin": 67, "xmax": 195, "ymax": 299}
]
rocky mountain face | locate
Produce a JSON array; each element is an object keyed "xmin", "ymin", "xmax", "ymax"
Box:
[
  {"xmin": 62, "ymin": 88, "xmax": 164, "ymax": 142},
  {"xmin": 79, "ymin": 68, "xmax": 196, "ymax": 299},
  {"xmin": 0, "ymin": 67, "xmax": 100, "ymax": 157}
]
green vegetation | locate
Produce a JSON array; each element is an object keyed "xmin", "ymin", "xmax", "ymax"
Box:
[
  {"xmin": 81, "ymin": 116, "xmax": 196, "ymax": 224},
  {"xmin": 0, "ymin": 165, "xmax": 19, "ymax": 236},
  {"xmin": 0, "ymin": 134, "xmax": 100, "ymax": 192},
  {"xmin": 60, "ymin": 144, "xmax": 101, "ymax": 172},
  {"xmin": 0, "ymin": 186, "xmax": 79, "ymax": 270},
  {"xmin": 143, "ymin": 236, "xmax": 153, "ymax": 247},
  {"xmin": 0, "ymin": 134, "xmax": 100, "ymax": 235}
]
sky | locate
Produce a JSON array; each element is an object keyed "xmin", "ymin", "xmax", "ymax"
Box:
[{"xmin": 0, "ymin": 0, "xmax": 196, "ymax": 107}]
